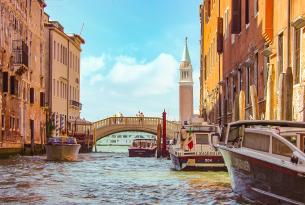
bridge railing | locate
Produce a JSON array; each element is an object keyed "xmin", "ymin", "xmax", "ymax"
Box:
[{"xmin": 94, "ymin": 117, "xmax": 180, "ymax": 130}]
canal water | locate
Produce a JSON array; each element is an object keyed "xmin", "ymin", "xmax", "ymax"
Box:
[{"xmin": 0, "ymin": 147, "xmax": 248, "ymax": 205}]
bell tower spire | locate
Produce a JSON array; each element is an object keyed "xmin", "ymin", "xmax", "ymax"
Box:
[{"xmin": 179, "ymin": 37, "xmax": 194, "ymax": 124}]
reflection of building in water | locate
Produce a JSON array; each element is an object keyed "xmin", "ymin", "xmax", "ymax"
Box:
[{"xmin": 97, "ymin": 132, "xmax": 156, "ymax": 146}]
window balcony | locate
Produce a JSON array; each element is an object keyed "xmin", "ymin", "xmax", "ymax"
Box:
[{"xmin": 12, "ymin": 40, "xmax": 28, "ymax": 75}]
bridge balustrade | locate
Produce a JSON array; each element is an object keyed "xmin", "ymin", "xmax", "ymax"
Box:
[{"xmin": 93, "ymin": 116, "xmax": 180, "ymax": 140}]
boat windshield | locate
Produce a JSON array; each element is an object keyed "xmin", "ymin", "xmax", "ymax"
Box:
[
  {"xmin": 195, "ymin": 133, "xmax": 209, "ymax": 144},
  {"xmin": 132, "ymin": 140, "xmax": 155, "ymax": 148},
  {"xmin": 227, "ymin": 127, "xmax": 239, "ymax": 144},
  {"xmin": 272, "ymin": 137, "xmax": 293, "ymax": 157},
  {"xmin": 243, "ymin": 132, "xmax": 270, "ymax": 152},
  {"xmin": 283, "ymin": 135, "xmax": 297, "ymax": 146}
]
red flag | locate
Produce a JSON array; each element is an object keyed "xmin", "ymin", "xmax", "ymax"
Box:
[{"xmin": 187, "ymin": 140, "xmax": 193, "ymax": 150}]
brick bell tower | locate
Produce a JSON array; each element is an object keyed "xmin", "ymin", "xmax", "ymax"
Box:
[{"xmin": 179, "ymin": 37, "xmax": 193, "ymax": 124}]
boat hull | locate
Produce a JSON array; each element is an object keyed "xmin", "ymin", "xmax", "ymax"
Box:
[
  {"xmin": 219, "ymin": 147, "xmax": 305, "ymax": 205},
  {"xmin": 128, "ymin": 147, "xmax": 156, "ymax": 157},
  {"xmin": 170, "ymin": 153, "xmax": 226, "ymax": 171},
  {"xmin": 45, "ymin": 144, "xmax": 81, "ymax": 161}
]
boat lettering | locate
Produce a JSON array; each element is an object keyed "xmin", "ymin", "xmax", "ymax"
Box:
[{"xmin": 205, "ymin": 158, "xmax": 213, "ymax": 163}]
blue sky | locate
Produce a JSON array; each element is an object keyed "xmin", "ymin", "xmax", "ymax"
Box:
[{"xmin": 45, "ymin": 0, "xmax": 202, "ymax": 121}]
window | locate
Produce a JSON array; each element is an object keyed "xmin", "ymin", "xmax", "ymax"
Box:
[
  {"xmin": 243, "ymin": 132, "xmax": 270, "ymax": 152},
  {"xmin": 10, "ymin": 76, "xmax": 16, "ymax": 95},
  {"xmin": 16, "ymin": 118, "xmax": 19, "ymax": 130},
  {"xmin": 1, "ymin": 113, "xmax": 5, "ymax": 129},
  {"xmin": 246, "ymin": 66, "xmax": 250, "ymax": 104},
  {"xmin": 40, "ymin": 92, "xmax": 45, "ymax": 107},
  {"xmin": 278, "ymin": 33, "xmax": 284, "ymax": 83},
  {"xmin": 231, "ymin": 0, "xmax": 241, "ymax": 34},
  {"xmin": 54, "ymin": 41, "xmax": 56, "ymax": 59},
  {"xmin": 263, "ymin": 44, "xmax": 270, "ymax": 98},
  {"xmin": 254, "ymin": 53, "xmax": 258, "ymax": 90},
  {"xmin": 254, "ymin": 0, "xmax": 259, "ymax": 17},
  {"xmin": 53, "ymin": 79, "xmax": 55, "ymax": 95},
  {"xmin": 283, "ymin": 135, "xmax": 297, "ymax": 146},
  {"xmin": 61, "ymin": 45, "xmax": 63, "ymax": 63},
  {"xmin": 57, "ymin": 43, "xmax": 59, "ymax": 61},
  {"xmin": 224, "ymin": 9, "xmax": 229, "ymax": 39},
  {"xmin": 2, "ymin": 72, "xmax": 8, "ymax": 93},
  {"xmin": 245, "ymin": 0, "xmax": 250, "ymax": 25},
  {"xmin": 10, "ymin": 116, "xmax": 15, "ymax": 130},
  {"xmin": 238, "ymin": 68, "xmax": 242, "ymax": 93},
  {"xmin": 57, "ymin": 80, "xmax": 59, "ymax": 97},
  {"xmin": 272, "ymin": 137, "xmax": 293, "ymax": 157},
  {"xmin": 196, "ymin": 133, "xmax": 209, "ymax": 144},
  {"xmin": 294, "ymin": 28, "xmax": 301, "ymax": 84},
  {"xmin": 30, "ymin": 88, "xmax": 35, "ymax": 104}
]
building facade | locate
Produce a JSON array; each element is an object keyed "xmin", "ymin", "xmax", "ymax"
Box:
[
  {"xmin": 200, "ymin": 0, "xmax": 305, "ymax": 123},
  {"xmin": 200, "ymin": 0, "xmax": 223, "ymax": 123},
  {"xmin": 44, "ymin": 15, "xmax": 84, "ymax": 136},
  {"xmin": 179, "ymin": 38, "xmax": 194, "ymax": 124},
  {"xmin": 0, "ymin": 0, "xmax": 47, "ymax": 155}
]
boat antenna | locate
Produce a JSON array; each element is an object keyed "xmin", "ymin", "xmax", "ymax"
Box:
[{"xmin": 79, "ymin": 22, "xmax": 85, "ymax": 36}]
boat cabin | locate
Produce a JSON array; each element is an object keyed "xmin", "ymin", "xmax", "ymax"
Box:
[
  {"xmin": 171, "ymin": 124, "xmax": 221, "ymax": 155},
  {"xmin": 221, "ymin": 120, "xmax": 305, "ymax": 163},
  {"xmin": 131, "ymin": 139, "xmax": 156, "ymax": 148}
]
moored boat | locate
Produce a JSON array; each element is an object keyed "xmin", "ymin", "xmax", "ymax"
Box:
[
  {"xmin": 68, "ymin": 119, "xmax": 93, "ymax": 153},
  {"xmin": 217, "ymin": 120, "xmax": 305, "ymax": 205},
  {"xmin": 169, "ymin": 124, "xmax": 225, "ymax": 171},
  {"xmin": 128, "ymin": 139, "xmax": 157, "ymax": 157},
  {"xmin": 45, "ymin": 136, "xmax": 81, "ymax": 161}
]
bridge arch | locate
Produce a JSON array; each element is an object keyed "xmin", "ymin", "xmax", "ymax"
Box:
[{"xmin": 93, "ymin": 117, "xmax": 180, "ymax": 141}]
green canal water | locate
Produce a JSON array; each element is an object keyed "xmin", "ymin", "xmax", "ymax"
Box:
[{"xmin": 0, "ymin": 146, "xmax": 249, "ymax": 204}]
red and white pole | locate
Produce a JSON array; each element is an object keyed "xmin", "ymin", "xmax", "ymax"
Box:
[{"xmin": 162, "ymin": 110, "xmax": 167, "ymax": 157}]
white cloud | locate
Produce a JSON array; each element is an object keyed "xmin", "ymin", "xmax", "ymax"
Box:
[
  {"xmin": 81, "ymin": 55, "xmax": 105, "ymax": 77},
  {"xmin": 108, "ymin": 53, "xmax": 178, "ymax": 96},
  {"xmin": 89, "ymin": 74, "xmax": 103, "ymax": 85},
  {"xmin": 81, "ymin": 53, "xmax": 181, "ymax": 121}
]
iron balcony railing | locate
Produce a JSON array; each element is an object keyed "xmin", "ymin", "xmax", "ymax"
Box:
[
  {"xmin": 70, "ymin": 100, "xmax": 82, "ymax": 110},
  {"xmin": 12, "ymin": 40, "xmax": 28, "ymax": 67}
]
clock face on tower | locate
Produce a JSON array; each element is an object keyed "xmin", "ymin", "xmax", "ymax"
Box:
[{"xmin": 179, "ymin": 37, "xmax": 194, "ymax": 124}]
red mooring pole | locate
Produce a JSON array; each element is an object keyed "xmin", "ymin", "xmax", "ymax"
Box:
[{"xmin": 162, "ymin": 110, "xmax": 167, "ymax": 157}]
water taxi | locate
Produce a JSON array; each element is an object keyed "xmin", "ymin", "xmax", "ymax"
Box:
[
  {"xmin": 217, "ymin": 120, "xmax": 305, "ymax": 205},
  {"xmin": 45, "ymin": 136, "xmax": 81, "ymax": 161},
  {"xmin": 128, "ymin": 138, "xmax": 157, "ymax": 157},
  {"xmin": 169, "ymin": 124, "xmax": 225, "ymax": 171},
  {"xmin": 97, "ymin": 132, "xmax": 156, "ymax": 146}
]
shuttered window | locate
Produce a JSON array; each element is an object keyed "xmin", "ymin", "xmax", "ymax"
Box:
[
  {"xmin": 278, "ymin": 33, "xmax": 284, "ymax": 83},
  {"xmin": 40, "ymin": 92, "xmax": 45, "ymax": 107},
  {"xmin": 231, "ymin": 0, "xmax": 241, "ymax": 34},
  {"xmin": 245, "ymin": 0, "xmax": 250, "ymax": 25},
  {"xmin": 30, "ymin": 88, "xmax": 35, "ymax": 104},
  {"xmin": 205, "ymin": 0, "xmax": 211, "ymax": 22},
  {"xmin": 217, "ymin": 17, "xmax": 224, "ymax": 53},
  {"xmin": 294, "ymin": 28, "xmax": 301, "ymax": 84},
  {"xmin": 10, "ymin": 76, "xmax": 15, "ymax": 95},
  {"xmin": 3, "ymin": 72, "xmax": 8, "ymax": 93}
]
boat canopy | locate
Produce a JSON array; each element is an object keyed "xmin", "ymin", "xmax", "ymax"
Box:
[{"xmin": 229, "ymin": 120, "xmax": 305, "ymax": 128}]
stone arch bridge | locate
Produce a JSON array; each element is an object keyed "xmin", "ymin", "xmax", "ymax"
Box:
[{"xmin": 93, "ymin": 117, "xmax": 180, "ymax": 141}]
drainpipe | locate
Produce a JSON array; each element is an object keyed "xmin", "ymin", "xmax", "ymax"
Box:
[
  {"xmin": 285, "ymin": 0, "xmax": 293, "ymax": 121},
  {"xmin": 48, "ymin": 29, "xmax": 53, "ymax": 137},
  {"xmin": 218, "ymin": 0, "xmax": 222, "ymax": 125},
  {"xmin": 67, "ymin": 40, "xmax": 69, "ymax": 134},
  {"xmin": 287, "ymin": 0, "xmax": 291, "ymax": 68}
]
